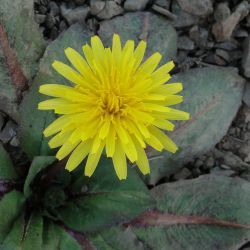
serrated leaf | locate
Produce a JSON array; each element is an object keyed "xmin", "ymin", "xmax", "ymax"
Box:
[
  {"xmin": 43, "ymin": 223, "xmax": 81, "ymax": 250},
  {"xmin": 89, "ymin": 175, "xmax": 250, "ymax": 250},
  {"xmin": 98, "ymin": 12, "xmax": 177, "ymax": 63},
  {"xmin": 0, "ymin": 0, "xmax": 45, "ymax": 121},
  {"xmin": 55, "ymin": 158, "xmax": 154, "ymax": 232},
  {"xmin": 1, "ymin": 213, "xmax": 43, "ymax": 250},
  {"xmin": 0, "ymin": 191, "xmax": 24, "ymax": 244},
  {"xmin": 0, "ymin": 143, "xmax": 17, "ymax": 180},
  {"xmin": 23, "ymin": 156, "xmax": 55, "ymax": 197},
  {"xmin": 1, "ymin": 213, "xmax": 82, "ymax": 250},
  {"xmin": 147, "ymin": 67, "xmax": 245, "ymax": 184},
  {"xmin": 20, "ymin": 24, "xmax": 93, "ymax": 159}
]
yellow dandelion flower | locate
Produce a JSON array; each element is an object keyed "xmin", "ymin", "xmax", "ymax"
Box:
[{"xmin": 38, "ymin": 34, "xmax": 190, "ymax": 180}]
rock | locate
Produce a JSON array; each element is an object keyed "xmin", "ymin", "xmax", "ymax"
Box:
[
  {"xmin": 59, "ymin": 20, "xmax": 68, "ymax": 32},
  {"xmin": 38, "ymin": 5, "xmax": 48, "ymax": 14},
  {"xmin": 214, "ymin": 149, "xmax": 250, "ymax": 171},
  {"xmin": 210, "ymin": 167, "xmax": 236, "ymax": 177},
  {"xmin": 90, "ymin": 0, "xmax": 105, "ymax": 15},
  {"xmin": 45, "ymin": 13, "xmax": 56, "ymax": 29},
  {"xmin": 154, "ymin": 0, "xmax": 171, "ymax": 9},
  {"xmin": 171, "ymin": 0, "xmax": 199, "ymax": 28},
  {"xmin": 0, "ymin": 120, "xmax": 17, "ymax": 144},
  {"xmin": 204, "ymin": 156, "xmax": 215, "ymax": 169},
  {"xmin": 61, "ymin": 5, "xmax": 90, "ymax": 25},
  {"xmin": 216, "ymin": 49, "xmax": 230, "ymax": 62},
  {"xmin": 49, "ymin": 1, "xmax": 60, "ymax": 16},
  {"xmin": 10, "ymin": 136, "xmax": 20, "ymax": 147},
  {"xmin": 214, "ymin": 2, "xmax": 230, "ymax": 22},
  {"xmin": 242, "ymin": 36, "xmax": 250, "ymax": 78},
  {"xmin": 151, "ymin": 4, "xmax": 176, "ymax": 20},
  {"xmin": 35, "ymin": 14, "xmax": 46, "ymax": 24},
  {"xmin": 215, "ymin": 41, "xmax": 239, "ymax": 51},
  {"xmin": 0, "ymin": 113, "xmax": 5, "ymax": 130},
  {"xmin": 176, "ymin": 0, "xmax": 213, "ymax": 17},
  {"xmin": 194, "ymin": 158, "xmax": 203, "ymax": 168},
  {"xmin": 189, "ymin": 26, "xmax": 208, "ymax": 48},
  {"xmin": 98, "ymin": 12, "xmax": 177, "ymax": 62},
  {"xmin": 178, "ymin": 36, "xmax": 195, "ymax": 50},
  {"xmin": 238, "ymin": 141, "xmax": 250, "ymax": 163},
  {"xmin": 124, "ymin": 0, "xmax": 149, "ymax": 11},
  {"xmin": 234, "ymin": 28, "xmax": 249, "ymax": 38},
  {"xmin": 173, "ymin": 168, "xmax": 191, "ymax": 180},
  {"xmin": 75, "ymin": 0, "xmax": 86, "ymax": 5},
  {"xmin": 97, "ymin": 1, "xmax": 123, "ymax": 20},
  {"xmin": 212, "ymin": 1, "xmax": 250, "ymax": 42},
  {"xmin": 243, "ymin": 83, "xmax": 250, "ymax": 107},
  {"xmin": 49, "ymin": 26, "xmax": 58, "ymax": 40}
]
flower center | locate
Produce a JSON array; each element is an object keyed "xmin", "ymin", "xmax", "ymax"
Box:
[{"xmin": 99, "ymin": 91, "xmax": 125, "ymax": 116}]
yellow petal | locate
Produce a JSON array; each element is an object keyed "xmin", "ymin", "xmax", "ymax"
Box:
[
  {"xmin": 121, "ymin": 133, "xmax": 137, "ymax": 163},
  {"xmin": 112, "ymin": 34, "xmax": 122, "ymax": 63},
  {"xmin": 64, "ymin": 47, "xmax": 98, "ymax": 85},
  {"xmin": 106, "ymin": 124, "xmax": 116, "ymax": 157},
  {"xmin": 112, "ymin": 139, "xmax": 127, "ymax": 180},
  {"xmin": 149, "ymin": 126, "xmax": 178, "ymax": 153},
  {"xmin": 52, "ymin": 61, "xmax": 87, "ymax": 86},
  {"xmin": 132, "ymin": 135, "xmax": 150, "ymax": 175},
  {"xmin": 152, "ymin": 119, "xmax": 175, "ymax": 131},
  {"xmin": 157, "ymin": 95, "xmax": 183, "ymax": 106},
  {"xmin": 66, "ymin": 140, "xmax": 92, "ymax": 171},
  {"xmin": 48, "ymin": 130, "xmax": 73, "ymax": 148},
  {"xmin": 136, "ymin": 52, "xmax": 162, "ymax": 75},
  {"xmin": 160, "ymin": 82, "xmax": 183, "ymax": 94},
  {"xmin": 99, "ymin": 119, "xmax": 110, "ymax": 139},
  {"xmin": 56, "ymin": 139, "xmax": 80, "ymax": 160},
  {"xmin": 133, "ymin": 40, "xmax": 146, "ymax": 71},
  {"xmin": 43, "ymin": 115, "xmax": 69, "ymax": 137},
  {"xmin": 39, "ymin": 84, "xmax": 86, "ymax": 101},
  {"xmin": 84, "ymin": 141, "xmax": 105, "ymax": 177},
  {"xmin": 144, "ymin": 132, "xmax": 164, "ymax": 151},
  {"xmin": 164, "ymin": 108, "xmax": 190, "ymax": 120}
]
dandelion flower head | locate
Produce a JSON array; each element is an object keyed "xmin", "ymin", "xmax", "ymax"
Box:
[{"xmin": 38, "ymin": 34, "xmax": 190, "ymax": 180}]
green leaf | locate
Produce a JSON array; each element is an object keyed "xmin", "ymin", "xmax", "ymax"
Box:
[
  {"xmin": 43, "ymin": 223, "xmax": 81, "ymax": 250},
  {"xmin": 1, "ymin": 214, "xmax": 82, "ymax": 250},
  {"xmin": 0, "ymin": 143, "xmax": 17, "ymax": 180},
  {"xmin": 0, "ymin": 0, "xmax": 45, "ymax": 121},
  {"xmin": 89, "ymin": 175, "xmax": 250, "ymax": 250},
  {"xmin": 98, "ymin": 12, "xmax": 177, "ymax": 62},
  {"xmin": 147, "ymin": 67, "xmax": 245, "ymax": 184},
  {"xmin": 20, "ymin": 24, "xmax": 93, "ymax": 159},
  {"xmin": 0, "ymin": 191, "xmax": 24, "ymax": 243},
  {"xmin": 55, "ymin": 158, "xmax": 154, "ymax": 232},
  {"xmin": 23, "ymin": 156, "xmax": 55, "ymax": 197}
]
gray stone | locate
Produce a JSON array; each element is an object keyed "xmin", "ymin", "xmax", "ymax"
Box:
[
  {"xmin": 173, "ymin": 168, "xmax": 191, "ymax": 180},
  {"xmin": 178, "ymin": 36, "xmax": 195, "ymax": 50},
  {"xmin": 189, "ymin": 25, "xmax": 208, "ymax": 48},
  {"xmin": 49, "ymin": 1, "xmax": 60, "ymax": 16},
  {"xmin": 212, "ymin": 1, "xmax": 249, "ymax": 42},
  {"xmin": 243, "ymin": 83, "xmax": 250, "ymax": 107},
  {"xmin": 0, "ymin": 120, "xmax": 17, "ymax": 144},
  {"xmin": 171, "ymin": 0, "xmax": 199, "ymax": 28},
  {"xmin": 234, "ymin": 28, "xmax": 249, "ymax": 38},
  {"xmin": 59, "ymin": 20, "xmax": 68, "ymax": 32},
  {"xmin": 49, "ymin": 26, "xmax": 58, "ymax": 40},
  {"xmin": 176, "ymin": 0, "xmax": 213, "ymax": 17},
  {"xmin": 98, "ymin": 12, "xmax": 177, "ymax": 62},
  {"xmin": 97, "ymin": 1, "xmax": 123, "ymax": 20},
  {"xmin": 90, "ymin": 0, "xmax": 105, "ymax": 15},
  {"xmin": 75, "ymin": 0, "xmax": 86, "ymax": 5},
  {"xmin": 0, "ymin": 113, "xmax": 5, "ymax": 130},
  {"xmin": 151, "ymin": 4, "xmax": 176, "ymax": 20},
  {"xmin": 45, "ymin": 13, "xmax": 56, "ymax": 29},
  {"xmin": 242, "ymin": 36, "xmax": 250, "ymax": 78},
  {"xmin": 124, "ymin": 0, "xmax": 149, "ymax": 11},
  {"xmin": 10, "ymin": 136, "xmax": 20, "ymax": 147},
  {"xmin": 215, "ymin": 41, "xmax": 239, "ymax": 51},
  {"xmin": 211, "ymin": 167, "xmax": 236, "ymax": 177},
  {"xmin": 61, "ymin": 5, "xmax": 90, "ymax": 25},
  {"xmin": 35, "ymin": 14, "xmax": 46, "ymax": 24},
  {"xmin": 214, "ymin": 2, "xmax": 230, "ymax": 22},
  {"xmin": 216, "ymin": 49, "xmax": 230, "ymax": 62},
  {"xmin": 205, "ymin": 156, "xmax": 215, "ymax": 169},
  {"xmin": 154, "ymin": 0, "xmax": 171, "ymax": 9},
  {"xmin": 238, "ymin": 141, "xmax": 250, "ymax": 163}
]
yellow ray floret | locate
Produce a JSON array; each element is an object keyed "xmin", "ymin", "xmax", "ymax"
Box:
[{"xmin": 38, "ymin": 34, "xmax": 190, "ymax": 180}]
